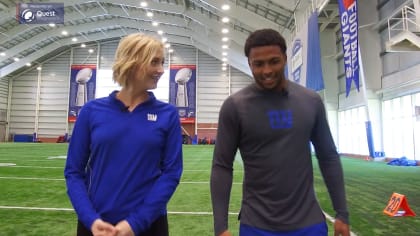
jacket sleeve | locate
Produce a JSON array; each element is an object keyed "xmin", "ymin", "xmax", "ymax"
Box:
[
  {"xmin": 126, "ymin": 107, "xmax": 183, "ymax": 235},
  {"xmin": 210, "ymin": 97, "xmax": 239, "ymax": 236},
  {"xmin": 311, "ymin": 97, "xmax": 349, "ymax": 224},
  {"xmin": 64, "ymin": 105, "xmax": 101, "ymax": 229}
]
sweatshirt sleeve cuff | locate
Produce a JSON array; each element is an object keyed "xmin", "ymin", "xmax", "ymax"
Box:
[{"xmin": 335, "ymin": 212, "xmax": 349, "ymax": 225}]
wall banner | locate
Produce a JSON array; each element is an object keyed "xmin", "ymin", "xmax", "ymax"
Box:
[
  {"xmin": 306, "ymin": 11, "xmax": 324, "ymax": 91},
  {"xmin": 338, "ymin": 0, "xmax": 359, "ymax": 97},
  {"xmin": 169, "ymin": 64, "xmax": 196, "ymax": 124},
  {"xmin": 288, "ymin": 11, "xmax": 324, "ymax": 92},
  {"xmin": 68, "ymin": 64, "xmax": 96, "ymax": 122}
]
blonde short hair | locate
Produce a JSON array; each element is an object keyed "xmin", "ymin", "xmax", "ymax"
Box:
[{"xmin": 112, "ymin": 33, "xmax": 164, "ymax": 87}]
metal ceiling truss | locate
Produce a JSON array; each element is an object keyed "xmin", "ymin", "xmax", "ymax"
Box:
[{"xmin": 0, "ymin": 0, "xmax": 341, "ymax": 78}]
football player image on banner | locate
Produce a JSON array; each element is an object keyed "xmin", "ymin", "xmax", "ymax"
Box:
[
  {"xmin": 169, "ymin": 64, "xmax": 196, "ymax": 124},
  {"xmin": 68, "ymin": 64, "xmax": 96, "ymax": 122}
]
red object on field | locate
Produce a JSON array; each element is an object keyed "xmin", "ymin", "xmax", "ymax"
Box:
[{"xmin": 383, "ymin": 192, "xmax": 416, "ymax": 217}]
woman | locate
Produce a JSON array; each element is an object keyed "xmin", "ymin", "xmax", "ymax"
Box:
[{"xmin": 65, "ymin": 33, "xmax": 183, "ymax": 236}]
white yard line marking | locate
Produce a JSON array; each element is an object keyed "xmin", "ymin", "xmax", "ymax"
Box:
[
  {"xmin": 0, "ymin": 176, "xmax": 242, "ymax": 184},
  {"xmin": 1, "ymin": 165, "xmax": 244, "ymax": 172},
  {"xmin": 0, "ymin": 205, "xmax": 238, "ymax": 215},
  {"xmin": 0, "ymin": 176, "xmax": 64, "ymax": 181},
  {"xmin": 0, "ymin": 206, "xmax": 74, "ymax": 211},
  {"xmin": 0, "ymin": 163, "xmax": 16, "ymax": 166},
  {"xmin": 47, "ymin": 156, "xmax": 67, "ymax": 159},
  {"xmin": 0, "ymin": 159, "xmax": 62, "ymax": 162},
  {"xmin": 1, "ymin": 165, "xmax": 63, "ymax": 169}
]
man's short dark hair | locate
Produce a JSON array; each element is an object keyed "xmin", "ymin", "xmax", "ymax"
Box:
[{"xmin": 244, "ymin": 28, "xmax": 287, "ymax": 57}]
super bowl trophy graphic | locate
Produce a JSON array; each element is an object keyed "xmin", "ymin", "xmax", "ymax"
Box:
[
  {"xmin": 75, "ymin": 68, "xmax": 93, "ymax": 107},
  {"xmin": 175, "ymin": 67, "xmax": 192, "ymax": 107}
]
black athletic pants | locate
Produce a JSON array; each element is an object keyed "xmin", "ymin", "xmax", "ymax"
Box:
[{"xmin": 77, "ymin": 214, "xmax": 169, "ymax": 236}]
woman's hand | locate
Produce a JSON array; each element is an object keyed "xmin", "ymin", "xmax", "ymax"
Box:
[{"xmin": 115, "ymin": 220, "xmax": 135, "ymax": 236}]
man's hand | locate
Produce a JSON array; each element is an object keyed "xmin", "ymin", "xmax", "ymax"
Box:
[
  {"xmin": 91, "ymin": 219, "xmax": 117, "ymax": 236},
  {"xmin": 334, "ymin": 218, "xmax": 350, "ymax": 236},
  {"xmin": 115, "ymin": 220, "xmax": 135, "ymax": 236}
]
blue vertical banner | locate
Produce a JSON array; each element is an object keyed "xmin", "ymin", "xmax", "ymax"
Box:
[
  {"xmin": 68, "ymin": 64, "xmax": 96, "ymax": 123},
  {"xmin": 288, "ymin": 11, "xmax": 324, "ymax": 92},
  {"xmin": 306, "ymin": 11, "xmax": 324, "ymax": 91},
  {"xmin": 365, "ymin": 121, "xmax": 375, "ymax": 157},
  {"xmin": 289, "ymin": 26, "xmax": 307, "ymax": 87},
  {"xmin": 338, "ymin": 0, "xmax": 359, "ymax": 97},
  {"xmin": 290, "ymin": 38, "xmax": 305, "ymax": 86},
  {"xmin": 169, "ymin": 64, "xmax": 196, "ymax": 124}
]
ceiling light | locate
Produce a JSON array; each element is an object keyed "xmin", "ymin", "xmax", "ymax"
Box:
[
  {"xmin": 222, "ymin": 67, "xmax": 227, "ymax": 71},
  {"xmin": 88, "ymin": 49, "xmax": 94, "ymax": 53},
  {"xmin": 164, "ymin": 43, "xmax": 171, "ymax": 48},
  {"xmin": 49, "ymin": 23, "xmax": 56, "ymax": 27},
  {"xmin": 222, "ymin": 17, "xmax": 229, "ymax": 23},
  {"xmin": 161, "ymin": 37, "xmax": 168, "ymax": 43},
  {"xmin": 37, "ymin": 66, "xmax": 42, "ymax": 71},
  {"xmin": 147, "ymin": 12, "xmax": 153, "ymax": 17},
  {"xmin": 152, "ymin": 21, "xmax": 159, "ymax": 26},
  {"xmin": 222, "ymin": 63, "xmax": 227, "ymax": 66},
  {"xmin": 222, "ymin": 28, "xmax": 229, "ymax": 34},
  {"xmin": 222, "ymin": 58, "xmax": 227, "ymax": 62},
  {"xmin": 81, "ymin": 43, "xmax": 86, "ymax": 48},
  {"xmin": 157, "ymin": 30, "xmax": 163, "ymax": 35},
  {"xmin": 222, "ymin": 52, "xmax": 228, "ymax": 56},
  {"xmin": 222, "ymin": 37, "xmax": 229, "ymax": 42},
  {"xmin": 26, "ymin": 62, "xmax": 32, "ymax": 66},
  {"xmin": 14, "ymin": 57, "xmax": 20, "ymax": 62},
  {"xmin": 168, "ymin": 49, "xmax": 174, "ymax": 53},
  {"xmin": 0, "ymin": 52, "xmax": 5, "ymax": 56},
  {"xmin": 72, "ymin": 37, "xmax": 78, "ymax": 42},
  {"xmin": 140, "ymin": 1, "xmax": 148, "ymax": 7},
  {"xmin": 222, "ymin": 45, "xmax": 228, "ymax": 49},
  {"xmin": 61, "ymin": 30, "xmax": 68, "ymax": 36},
  {"xmin": 221, "ymin": 4, "xmax": 230, "ymax": 10}
]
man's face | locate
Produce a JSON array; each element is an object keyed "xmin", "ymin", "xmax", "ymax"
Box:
[{"xmin": 248, "ymin": 45, "xmax": 287, "ymax": 91}]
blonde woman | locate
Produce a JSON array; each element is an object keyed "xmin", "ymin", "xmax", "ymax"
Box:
[{"xmin": 65, "ymin": 33, "xmax": 183, "ymax": 236}]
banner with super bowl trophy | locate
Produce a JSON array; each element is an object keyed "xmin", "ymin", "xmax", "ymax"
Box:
[
  {"xmin": 169, "ymin": 64, "xmax": 196, "ymax": 124},
  {"xmin": 68, "ymin": 64, "xmax": 96, "ymax": 122}
]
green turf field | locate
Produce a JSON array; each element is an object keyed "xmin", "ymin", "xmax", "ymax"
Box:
[{"xmin": 0, "ymin": 143, "xmax": 419, "ymax": 235}]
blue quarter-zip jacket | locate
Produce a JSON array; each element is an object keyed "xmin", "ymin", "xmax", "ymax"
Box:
[{"xmin": 64, "ymin": 91, "xmax": 183, "ymax": 235}]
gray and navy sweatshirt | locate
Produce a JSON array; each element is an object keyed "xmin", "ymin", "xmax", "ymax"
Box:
[{"xmin": 211, "ymin": 81, "xmax": 348, "ymax": 235}]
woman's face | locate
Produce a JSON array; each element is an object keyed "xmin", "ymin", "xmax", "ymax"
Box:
[{"xmin": 132, "ymin": 48, "xmax": 165, "ymax": 91}]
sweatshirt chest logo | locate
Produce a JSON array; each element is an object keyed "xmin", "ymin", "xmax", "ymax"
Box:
[
  {"xmin": 267, "ymin": 110, "xmax": 292, "ymax": 129},
  {"xmin": 147, "ymin": 113, "xmax": 157, "ymax": 121}
]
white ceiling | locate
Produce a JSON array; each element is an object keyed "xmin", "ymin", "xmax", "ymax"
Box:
[{"xmin": 0, "ymin": 0, "xmax": 340, "ymax": 78}]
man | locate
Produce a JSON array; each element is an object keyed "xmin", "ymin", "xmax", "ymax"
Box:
[{"xmin": 210, "ymin": 28, "xmax": 350, "ymax": 236}]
